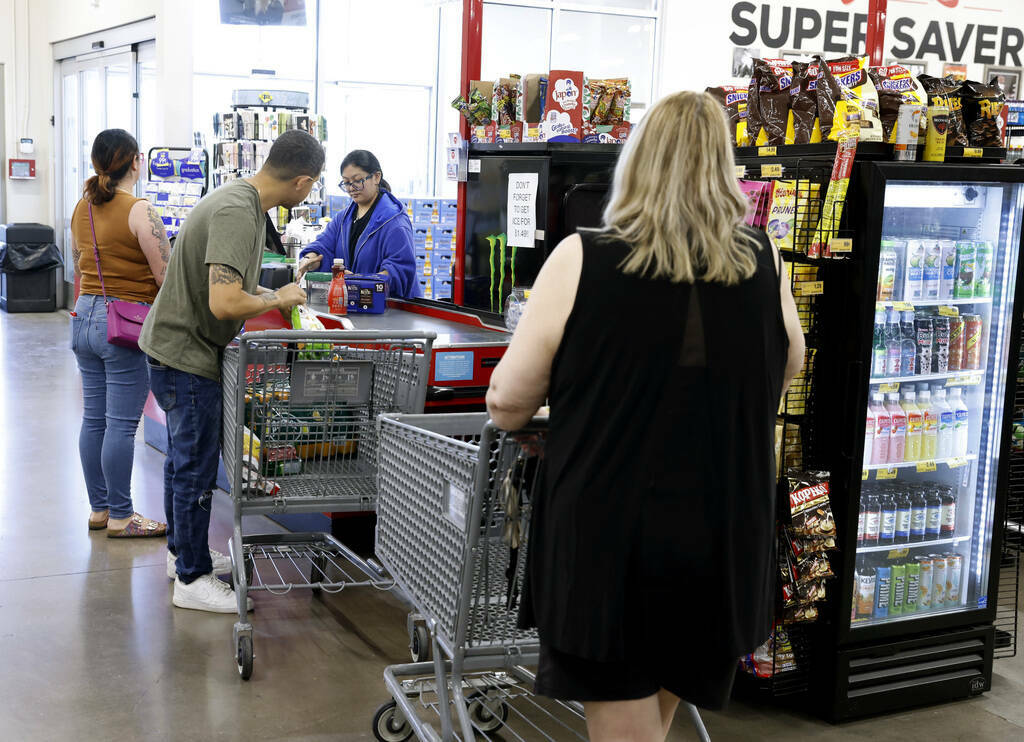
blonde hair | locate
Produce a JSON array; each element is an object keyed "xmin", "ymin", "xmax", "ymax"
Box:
[{"xmin": 602, "ymin": 90, "xmax": 759, "ymax": 285}]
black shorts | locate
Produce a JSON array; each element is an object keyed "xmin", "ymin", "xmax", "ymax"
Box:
[{"xmin": 535, "ymin": 643, "xmax": 738, "ymax": 710}]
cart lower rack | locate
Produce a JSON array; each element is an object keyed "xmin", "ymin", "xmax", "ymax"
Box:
[
  {"xmin": 372, "ymin": 413, "xmax": 710, "ymax": 741},
  {"xmin": 221, "ymin": 330, "xmax": 434, "ymax": 679}
]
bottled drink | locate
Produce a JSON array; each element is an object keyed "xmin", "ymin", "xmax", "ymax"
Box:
[
  {"xmin": 920, "ymin": 390, "xmax": 938, "ymax": 460},
  {"xmin": 940, "ymin": 487, "xmax": 957, "ymax": 538},
  {"xmin": 923, "ymin": 241, "xmax": 942, "ymax": 299},
  {"xmin": 891, "ymin": 561, "xmax": 907, "ymax": 617},
  {"xmin": 905, "ymin": 559, "xmax": 921, "ymax": 614},
  {"xmin": 925, "ymin": 488, "xmax": 942, "ymax": 540},
  {"xmin": 856, "ymin": 558, "xmax": 877, "ymax": 619},
  {"xmin": 886, "ymin": 310, "xmax": 903, "ymax": 377},
  {"xmin": 875, "ymin": 563, "xmax": 892, "ymax": 619},
  {"xmin": 857, "ymin": 494, "xmax": 867, "ymax": 546},
  {"xmin": 932, "ymin": 316, "xmax": 950, "ymax": 374},
  {"xmin": 954, "ymin": 241, "xmax": 976, "ymax": 299},
  {"xmin": 904, "ymin": 240, "xmax": 925, "ymax": 301},
  {"xmin": 915, "ymin": 316, "xmax": 934, "ymax": 376},
  {"xmin": 873, "ymin": 311, "xmax": 888, "ymax": 377},
  {"xmin": 864, "ymin": 404, "xmax": 875, "ymax": 467},
  {"xmin": 939, "ymin": 239, "xmax": 957, "ymax": 300},
  {"xmin": 864, "ymin": 494, "xmax": 882, "ymax": 546},
  {"xmin": 879, "ymin": 493, "xmax": 897, "ymax": 545},
  {"xmin": 974, "ymin": 241, "xmax": 994, "ymax": 298},
  {"xmin": 963, "ymin": 314, "xmax": 983, "ymax": 370},
  {"xmin": 917, "ymin": 556, "xmax": 934, "ymax": 610},
  {"xmin": 901, "ymin": 311, "xmax": 918, "ymax": 375},
  {"xmin": 946, "ymin": 553, "xmax": 963, "ymax": 605},
  {"xmin": 878, "ymin": 241, "xmax": 899, "ymax": 300},
  {"xmin": 948, "ymin": 316, "xmax": 965, "ymax": 371},
  {"xmin": 950, "ymin": 387, "xmax": 969, "ymax": 457},
  {"xmin": 903, "ymin": 391, "xmax": 923, "ymax": 462},
  {"xmin": 327, "ymin": 259, "xmax": 348, "ymax": 315},
  {"xmin": 895, "ymin": 491, "xmax": 912, "ymax": 544},
  {"xmin": 871, "ymin": 394, "xmax": 891, "ymax": 465},
  {"xmin": 886, "ymin": 393, "xmax": 906, "ymax": 463},
  {"xmin": 930, "ymin": 554, "xmax": 948, "ymax": 608},
  {"xmin": 910, "ymin": 488, "xmax": 928, "ymax": 542},
  {"xmin": 934, "ymin": 389, "xmax": 955, "ymax": 459}
]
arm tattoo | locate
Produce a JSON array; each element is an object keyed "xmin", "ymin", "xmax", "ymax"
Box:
[
  {"xmin": 259, "ymin": 291, "xmax": 279, "ymax": 305},
  {"xmin": 209, "ymin": 263, "xmax": 243, "ymax": 286},
  {"xmin": 146, "ymin": 205, "xmax": 172, "ymax": 270}
]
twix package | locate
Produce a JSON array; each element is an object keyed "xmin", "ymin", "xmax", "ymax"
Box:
[{"xmin": 787, "ymin": 470, "xmax": 836, "ymax": 538}]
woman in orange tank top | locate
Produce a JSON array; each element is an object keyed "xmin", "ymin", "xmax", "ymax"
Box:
[{"xmin": 70, "ymin": 129, "xmax": 170, "ymax": 537}]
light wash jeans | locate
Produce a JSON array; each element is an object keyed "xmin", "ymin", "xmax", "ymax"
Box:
[{"xmin": 71, "ymin": 293, "xmax": 150, "ymax": 519}]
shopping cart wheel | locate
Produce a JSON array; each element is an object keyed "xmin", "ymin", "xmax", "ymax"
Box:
[
  {"xmin": 466, "ymin": 690, "xmax": 509, "ymax": 733},
  {"xmin": 372, "ymin": 701, "xmax": 413, "ymax": 742},
  {"xmin": 410, "ymin": 625, "xmax": 431, "ymax": 662},
  {"xmin": 236, "ymin": 634, "xmax": 254, "ymax": 680}
]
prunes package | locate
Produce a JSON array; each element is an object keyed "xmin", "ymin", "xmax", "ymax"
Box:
[
  {"xmin": 919, "ymin": 75, "xmax": 970, "ymax": 146},
  {"xmin": 961, "ymin": 79, "xmax": 1006, "ymax": 147}
]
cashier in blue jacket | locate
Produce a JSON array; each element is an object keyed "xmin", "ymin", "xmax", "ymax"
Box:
[{"xmin": 296, "ymin": 150, "xmax": 420, "ymax": 298}]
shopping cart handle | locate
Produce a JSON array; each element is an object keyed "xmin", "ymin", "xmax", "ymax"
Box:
[{"xmin": 426, "ymin": 386, "xmax": 456, "ymax": 402}]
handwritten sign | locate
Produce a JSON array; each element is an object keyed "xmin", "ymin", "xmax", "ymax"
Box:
[{"xmin": 507, "ymin": 173, "xmax": 539, "ymax": 248}]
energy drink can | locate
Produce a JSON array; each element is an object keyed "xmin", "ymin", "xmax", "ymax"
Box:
[
  {"xmin": 954, "ymin": 242, "xmax": 976, "ymax": 299},
  {"xmin": 894, "ymin": 104, "xmax": 925, "ymax": 161},
  {"xmin": 916, "ymin": 317, "xmax": 934, "ymax": 376},
  {"xmin": 932, "ymin": 316, "xmax": 950, "ymax": 374},
  {"xmin": 891, "ymin": 562, "xmax": 907, "ymax": 616},
  {"xmin": 930, "ymin": 554, "xmax": 948, "ymax": 609},
  {"xmin": 924, "ymin": 105, "xmax": 950, "ymax": 162},
  {"xmin": 917, "ymin": 556, "xmax": 934, "ymax": 610},
  {"xmin": 974, "ymin": 241, "xmax": 994, "ymax": 298},
  {"xmin": 946, "ymin": 553, "xmax": 963, "ymax": 605},
  {"xmin": 905, "ymin": 559, "xmax": 921, "ymax": 614},
  {"xmin": 875, "ymin": 564, "xmax": 892, "ymax": 619},
  {"xmin": 963, "ymin": 314, "xmax": 983, "ymax": 370},
  {"xmin": 948, "ymin": 316, "xmax": 966, "ymax": 371}
]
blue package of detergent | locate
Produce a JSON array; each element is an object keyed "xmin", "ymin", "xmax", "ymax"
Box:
[{"xmin": 346, "ymin": 274, "xmax": 389, "ymax": 314}]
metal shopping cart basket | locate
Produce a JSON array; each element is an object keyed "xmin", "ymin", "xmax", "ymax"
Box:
[
  {"xmin": 221, "ymin": 330, "xmax": 435, "ymax": 680},
  {"xmin": 371, "ymin": 413, "xmax": 711, "ymax": 742}
]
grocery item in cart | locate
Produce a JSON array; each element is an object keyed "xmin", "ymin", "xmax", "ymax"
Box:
[{"xmin": 961, "ymin": 79, "xmax": 1006, "ymax": 148}]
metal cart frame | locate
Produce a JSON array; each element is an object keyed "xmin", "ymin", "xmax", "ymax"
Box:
[
  {"xmin": 372, "ymin": 413, "xmax": 711, "ymax": 742},
  {"xmin": 221, "ymin": 330, "xmax": 435, "ymax": 679}
]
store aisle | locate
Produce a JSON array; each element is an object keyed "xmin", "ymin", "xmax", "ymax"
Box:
[{"xmin": 1, "ymin": 309, "xmax": 1023, "ymax": 741}]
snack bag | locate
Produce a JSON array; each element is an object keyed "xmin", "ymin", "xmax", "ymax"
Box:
[
  {"xmin": 787, "ymin": 470, "xmax": 836, "ymax": 538},
  {"xmin": 962, "ymin": 79, "xmax": 1006, "ymax": 147},
  {"xmin": 919, "ymin": 75, "xmax": 970, "ymax": 145},
  {"xmin": 790, "ymin": 61, "xmax": 820, "ymax": 145},
  {"xmin": 766, "ymin": 180, "xmax": 797, "ymax": 252},
  {"xmin": 816, "ymin": 56, "xmax": 882, "ymax": 142},
  {"xmin": 705, "ymin": 86, "xmax": 748, "ymax": 145},
  {"xmin": 754, "ymin": 58, "xmax": 793, "ymax": 146},
  {"xmin": 868, "ymin": 64, "xmax": 927, "ymax": 142},
  {"xmin": 492, "ymin": 76, "xmax": 521, "ymax": 126},
  {"xmin": 747, "ymin": 70, "xmax": 764, "ymax": 145},
  {"xmin": 784, "ymin": 604, "xmax": 820, "ymax": 624}
]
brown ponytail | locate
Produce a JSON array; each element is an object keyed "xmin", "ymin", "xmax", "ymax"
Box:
[{"xmin": 83, "ymin": 129, "xmax": 139, "ymax": 205}]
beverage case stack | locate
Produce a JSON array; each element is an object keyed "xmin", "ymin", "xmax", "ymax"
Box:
[{"xmin": 403, "ymin": 197, "xmax": 458, "ymax": 300}]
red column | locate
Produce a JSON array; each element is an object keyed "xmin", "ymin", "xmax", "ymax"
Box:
[
  {"xmin": 454, "ymin": 0, "xmax": 483, "ymax": 306},
  {"xmin": 866, "ymin": 0, "xmax": 888, "ymax": 66}
]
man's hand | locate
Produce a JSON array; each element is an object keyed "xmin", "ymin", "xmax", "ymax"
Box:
[
  {"xmin": 296, "ymin": 253, "xmax": 322, "ymax": 281},
  {"xmin": 274, "ymin": 282, "xmax": 307, "ymax": 309}
]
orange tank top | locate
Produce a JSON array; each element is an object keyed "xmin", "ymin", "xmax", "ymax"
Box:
[{"xmin": 73, "ymin": 191, "xmax": 159, "ymax": 304}]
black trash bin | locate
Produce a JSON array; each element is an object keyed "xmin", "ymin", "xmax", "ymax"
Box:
[{"xmin": 0, "ymin": 223, "xmax": 62, "ymax": 313}]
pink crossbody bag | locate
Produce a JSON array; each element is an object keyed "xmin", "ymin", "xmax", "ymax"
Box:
[{"xmin": 87, "ymin": 203, "xmax": 150, "ymax": 350}]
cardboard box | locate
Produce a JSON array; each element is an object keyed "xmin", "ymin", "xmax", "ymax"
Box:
[
  {"xmin": 413, "ymin": 226, "xmax": 431, "ymax": 250},
  {"xmin": 542, "ymin": 70, "xmax": 585, "ymax": 143},
  {"xmin": 470, "ymin": 80, "xmax": 494, "ymax": 104},
  {"xmin": 439, "ymin": 200, "xmax": 458, "ymax": 226},
  {"xmin": 517, "ymin": 74, "xmax": 548, "ymax": 123},
  {"xmin": 432, "ymin": 226, "xmax": 456, "ymax": 251},
  {"xmin": 433, "ymin": 274, "xmax": 453, "ymax": 299}
]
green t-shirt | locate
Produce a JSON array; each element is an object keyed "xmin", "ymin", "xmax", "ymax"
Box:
[{"xmin": 139, "ymin": 180, "xmax": 265, "ymax": 380}]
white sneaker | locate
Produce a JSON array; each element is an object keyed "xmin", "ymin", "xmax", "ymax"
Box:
[
  {"xmin": 172, "ymin": 573, "xmax": 254, "ymax": 613},
  {"xmin": 167, "ymin": 549, "xmax": 232, "ymax": 580}
]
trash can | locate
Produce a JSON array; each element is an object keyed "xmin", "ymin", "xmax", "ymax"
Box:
[{"xmin": 0, "ymin": 223, "xmax": 62, "ymax": 313}]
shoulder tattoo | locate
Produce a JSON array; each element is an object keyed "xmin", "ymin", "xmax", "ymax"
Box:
[{"xmin": 209, "ymin": 263, "xmax": 242, "ymax": 286}]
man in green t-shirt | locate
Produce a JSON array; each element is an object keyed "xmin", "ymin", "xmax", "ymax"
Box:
[{"xmin": 140, "ymin": 130, "xmax": 324, "ymax": 613}]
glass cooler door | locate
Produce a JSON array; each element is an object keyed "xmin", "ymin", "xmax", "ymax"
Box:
[{"xmin": 852, "ymin": 179, "xmax": 1024, "ymax": 631}]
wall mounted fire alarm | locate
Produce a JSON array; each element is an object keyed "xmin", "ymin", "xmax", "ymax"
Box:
[{"xmin": 9, "ymin": 159, "xmax": 36, "ymax": 179}]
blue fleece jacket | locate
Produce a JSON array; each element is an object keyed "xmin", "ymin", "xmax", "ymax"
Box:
[{"xmin": 300, "ymin": 191, "xmax": 420, "ymax": 298}]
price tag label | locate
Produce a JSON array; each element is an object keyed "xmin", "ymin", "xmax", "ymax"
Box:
[
  {"xmin": 879, "ymin": 383, "xmax": 901, "ymax": 393},
  {"xmin": 759, "ymin": 146, "xmax": 778, "ymax": 157},
  {"xmin": 917, "ymin": 460, "xmax": 937, "ymax": 473},
  {"xmin": 863, "ymin": 469, "xmax": 869, "ymax": 481},
  {"xmin": 735, "ymin": 165, "xmax": 747, "ymax": 178},
  {"xmin": 794, "ymin": 280, "xmax": 824, "ymax": 296},
  {"xmin": 964, "ymin": 147, "xmax": 984, "ymax": 158},
  {"xmin": 948, "ymin": 457, "xmax": 969, "ymax": 469},
  {"xmin": 938, "ymin": 305, "xmax": 960, "ymax": 317},
  {"xmin": 888, "ymin": 549, "xmax": 911, "ymax": 559},
  {"xmin": 894, "ymin": 301, "xmax": 915, "ymax": 311},
  {"xmin": 761, "ymin": 163, "xmax": 783, "ymax": 178},
  {"xmin": 830, "ymin": 237, "xmax": 853, "ymax": 254},
  {"xmin": 876, "ymin": 468, "xmax": 898, "ymax": 480},
  {"xmin": 946, "ymin": 374, "xmax": 983, "ymax": 387}
]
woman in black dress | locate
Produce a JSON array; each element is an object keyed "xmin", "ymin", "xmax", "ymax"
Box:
[{"xmin": 486, "ymin": 90, "xmax": 806, "ymax": 741}]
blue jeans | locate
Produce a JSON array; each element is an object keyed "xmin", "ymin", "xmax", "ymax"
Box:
[
  {"xmin": 147, "ymin": 360, "xmax": 221, "ymax": 584},
  {"xmin": 71, "ymin": 294, "xmax": 150, "ymax": 520}
]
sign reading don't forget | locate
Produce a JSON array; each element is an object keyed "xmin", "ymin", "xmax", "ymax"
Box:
[{"xmin": 507, "ymin": 173, "xmax": 539, "ymax": 249}]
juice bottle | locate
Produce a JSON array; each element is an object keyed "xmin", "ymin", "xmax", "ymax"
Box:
[
  {"xmin": 886, "ymin": 310, "xmax": 903, "ymax": 377},
  {"xmin": 900, "ymin": 311, "xmax": 917, "ymax": 376},
  {"xmin": 886, "ymin": 393, "xmax": 907, "ymax": 463},
  {"xmin": 934, "ymin": 388, "xmax": 954, "ymax": 460},
  {"xmin": 949, "ymin": 387, "xmax": 969, "ymax": 457},
  {"xmin": 328, "ymin": 258, "xmax": 348, "ymax": 315},
  {"xmin": 872, "ymin": 393, "xmax": 891, "ymax": 465},
  {"xmin": 903, "ymin": 391, "xmax": 923, "ymax": 462},
  {"xmin": 864, "ymin": 404, "xmax": 876, "ymax": 467},
  {"xmin": 920, "ymin": 389, "xmax": 938, "ymax": 460}
]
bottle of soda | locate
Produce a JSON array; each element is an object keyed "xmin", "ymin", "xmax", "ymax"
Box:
[
  {"xmin": 864, "ymin": 494, "xmax": 882, "ymax": 546},
  {"xmin": 910, "ymin": 488, "xmax": 928, "ymax": 542},
  {"xmin": 873, "ymin": 310, "xmax": 888, "ymax": 377},
  {"xmin": 895, "ymin": 491, "xmax": 912, "ymax": 544},
  {"xmin": 940, "ymin": 487, "xmax": 958, "ymax": 538},
  {"xmin": 925, "ymin": 487, "xmax": 943, "ymax": 540},
  {"xmin": 886, "ymin": 309, "xmax": 903, "ymax": 377},
  {"xmin": 901, "ymin": 311, "xmax": 918, "ymax": 375},
  {"xmin": 879, "ymin": 493, "xmax": 897, "ymax": 546},
  {"xmin": 856, "ymin": 557, "xmax": 877, "ymax": 619}
]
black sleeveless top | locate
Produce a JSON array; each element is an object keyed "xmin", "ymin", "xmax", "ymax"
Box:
[{"xmin": 519, "ymin": 227, "xmax": 788, "ymax": 664}]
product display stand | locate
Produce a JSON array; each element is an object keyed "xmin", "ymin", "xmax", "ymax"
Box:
[{"xmin": 145, "ymin": 146, "xmax": 210, "ymax": 239}]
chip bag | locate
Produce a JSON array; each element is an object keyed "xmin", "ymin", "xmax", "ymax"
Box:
[
  {"xmin": 961, "ymin": 78, "xmax": 1006, "ymax": 147},
  {"xmin": 787, "ymin": 470, "xmax": 836, "ymax": 538},
  {"xmin": 919, "ymin": 74, "xmax": 970, "ymax": 145}
]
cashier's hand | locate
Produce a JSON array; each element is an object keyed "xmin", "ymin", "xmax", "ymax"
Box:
[
  {"xmin": 274, "ymin": 283, "xmax": 307, "ymax": 310},
  {"xmin": 296, "ymin": 253, "xmax": 322, "ymax": 281}
]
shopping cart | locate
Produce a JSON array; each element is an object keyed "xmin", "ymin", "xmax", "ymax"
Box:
[
  {"xmin": 371, "ymin": 413, "xmax": 711, "ymax": 742},
  {"xmin": 220, "ymin": 330, "xmax": 435, "ymax": 680}
]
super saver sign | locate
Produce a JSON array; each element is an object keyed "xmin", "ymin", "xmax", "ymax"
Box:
[{"xmin": 730, "ymin": 1, "xmax": 1024, "ymax": 66}]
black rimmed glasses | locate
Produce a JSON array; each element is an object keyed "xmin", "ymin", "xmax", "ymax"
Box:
[{"xmin": 339, "ymin": 174, "xmax": 375, "ymax": 192}]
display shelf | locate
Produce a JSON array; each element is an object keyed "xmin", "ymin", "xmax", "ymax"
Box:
[
  {"xmin": 869, "ymin": 370, "xmax": 984, "ymax": 385},
  {"xmin": 857, "ymin": 535, "xmax": 970, "ymax": 554},
  {"xmin": 876, "ymin": 298, "xmax": 992, "ymax": 308},
  {"xmin": 862, "ymin": 454, "xmax": 977, "ymax": 472},
  {"xmin": 852, "ymin": 602, "xmax": 968, "ymax": 628}
]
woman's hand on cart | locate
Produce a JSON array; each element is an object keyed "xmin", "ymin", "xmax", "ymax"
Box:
[{"xmin": 296, "ymin": 252, "xmax": 323, "ymax": 281}]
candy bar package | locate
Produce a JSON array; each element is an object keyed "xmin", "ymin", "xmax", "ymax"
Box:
[
  {"xmin": 790, "ymin": 61, "xmax": 821, "ymax": 145},
  {"xmin": 706, "ymin": 86, "xmax": 748, "ymax": 145},
  {"xmin": 739, "ymin": 179, "xmax": 773, "ymax": 229},
  {"xmin": 740, "ymin": 628, "xmax": 798, "ymax": 678},
  {"xmin": 784, "ymin": 604, "xmax": 820, "ymax": 624},
  {"xmin": 919, "ymin": 75, "xmax": 970, "ymax": 145},
  {"xmin": 961, "ymin": 79, "xmax": 1006, "ymax": 147},
  {"xmin": 586, "ymin": 78, "xmax": 631, "ymax": 126},
  {"xmin": 868, "ymin": 65, "xmax": 927, "ymax": 143},
  {"xmin": 787, "ymin": 470, "xmax": 836, "ymax": 538},
  {"xmin": 492, "ymin": 76, "xmax": 521, "ymax": 126},
  {"xmin": 816, "ymin": 56, "xmax": 883, "ymax": 142},
  {"xmin": 754, "ymin": 58, "xmax": 793, "ymax": 146},
  {"xmin": 781, "ymin": 576, "xmax": 828, "ymax": 608},
  {"xmin": 747, "ymin": 69, "xmax": 764, "ymax": 145}
]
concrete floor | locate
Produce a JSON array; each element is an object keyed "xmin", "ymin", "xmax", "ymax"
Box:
[{"xmin": 1, "ymin": 310, "xmax": 1023, "ymax": 741}]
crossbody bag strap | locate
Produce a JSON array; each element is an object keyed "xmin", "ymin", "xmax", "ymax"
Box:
[{"xmin": 87, "ymin": 203, "xmax": 110, "ymax": 304}]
